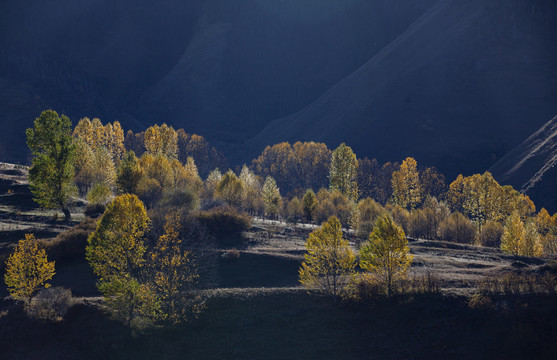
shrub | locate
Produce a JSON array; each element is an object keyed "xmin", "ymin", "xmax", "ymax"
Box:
[
  {"xmin": 195, "ymin": 207, "xmax": 251, "ymax": 245},
  {"xmin": 27, "ymin": 287, "xmax": 73, "ymax": 321},
  {"xmin": 479, "ymin": 221, "xmax": 503, "ymax": 247},
  {"xmin": 84, "ymin": 203, "xmax": 106, "ymax": 217},
  {"xmin": 221, "ymin": 248, "xmax": 240, "ymax": 260},
  {"xmin": 159, "ymin": 187, "xmax": 200, "ymax": 212},
  {"xmin": 41, "ymin": 217, "xmax": 97, "ymax": 262},
  {"xmin": 467, "ymin": 293, "xmax": 493, "ymax": 310}
]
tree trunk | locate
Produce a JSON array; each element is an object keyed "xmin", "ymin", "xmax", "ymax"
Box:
[{"xmin": 62, "ymin": 207, "xmax": 71, "ymax": 221}]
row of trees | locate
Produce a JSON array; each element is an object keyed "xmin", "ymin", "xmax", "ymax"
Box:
[
  {"xmin": 300, "ymin": 214, "xmax": 413, "ymax": 298},
  {"xmin": 26, "ymin": 110, "xmax": 557, "ymax": 257}
]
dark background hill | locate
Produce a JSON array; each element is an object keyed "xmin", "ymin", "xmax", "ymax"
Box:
[
  {"xmin": 1, "ymin": 0, "xmax": 556, "ymax": 209},
  {"xmin": 490, "ymin": 116, "xmax": 557, "ymax": 212}
]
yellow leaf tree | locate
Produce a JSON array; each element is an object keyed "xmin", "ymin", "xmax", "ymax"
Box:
[
  {"xmin": 299, "ymin": 216, "xmax": 356, "ymax": 298},
  {"xmin": 360, "ymin": 214, "xmax": 413, "ymax": 297},
  {"xmin": 86, "ymin": 194, "xmax": 157, "ymax": 325},
  {"xmin": 521, "ymin": 222, "xmax": 544, "ymax": 257},
  {"xmin": 149, "ymin": 212, "xmax": 202, "ymax": 323},
  {"xmin": 391, "ymin": 157, "xmax": 422, "ymax": 210},
  {"xmin": 144, "ymin": 124, "xmax": 178, "ymax": 158},
  {"xmin": 501, "ymin": 212, "xmax": 525, "ymax": 255},
  {"xmin": 329, "ymin": 143, "xmax": 359, "ymax": 201},
  {"xmin": 4, "ymin": 234, "xmax": 55, "ymax": 305}
]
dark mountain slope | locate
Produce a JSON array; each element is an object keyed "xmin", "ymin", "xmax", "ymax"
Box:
[
  {"xmin": 246, "ymin": 0, "xmax": 557, "ymax": 177},
  {"xmin": 490, "ymin": 116, "xmax": 557, "ymax": 213},
  {"xmin": 0, "ymin": 0, "xmax": 435, "ymax": 162}
]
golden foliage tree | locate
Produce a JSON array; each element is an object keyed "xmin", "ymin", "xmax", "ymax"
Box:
[
  {"xmin": 216, "ymin": 170, "xmax": 243, "ymax": 207},
  {"xmin": 501, "ymin": 212, "xmax": 525, "ymax": 255},
  {"xmin": 86, "ymin": 194, "xmax": 157, "ymax": 325},
  {"xmin": 391, "ymin": 157, "xmax": 421, "ymax": 210},
  {"xmin": 116, "ymin": 151, "xmax": 143, "ymax": 194},
  {"xmin": 299, "ymin": 216, "xmax": 356, "ymax": 298},
  {"xmin": 149, "ymin": 212, "xmax": 201, "ymax": 323},
  {"xmin": 329, "ymin": 143, "xmax": 359, "ymax": 200},
  {"xmin": 4, "ymin": 234, "xmax": 55, "ymax": 305},
  {"xmin": 522, "ymin": 222, "xmax": 544, "ymax": 257},
  {"xmin": 144, "ymin": 124, "xmax": 178, "ymax": 158},
  {"xmin": 360, "ymin": 214, "xmax": 413, "ymax": 297}
]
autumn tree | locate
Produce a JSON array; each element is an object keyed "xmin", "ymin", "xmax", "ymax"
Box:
[
  {"xmin": 144, "ymin": 124, "xmax": 178, "ymax": 158},
  {"xmin": 26, "ymin": 110, "xmax": 76, "ymax": 220},
  {"xmin": 86, "ymin": 194, "xmax": 158, "ymax": 325},
  {"xmin": 302, "ymin": 189, "xmax": 317, "ymax": 222},
  {"xmin": 117, "ymin": 151, "xmax": 143, "ymax": 194},
  {"xmin": 4, "ymin": 234, "xmax": 56, "ymax": 306},
  {"xmin": 216, "ymin": 170, "xmax": 243, "ymax": 207},
  {"xmin": 73, "ymin": 138, "xmax": 95, "ymax": 195},
  {"xmin": 239, "ymin": 165, "xmax": 262, "ymax": 214},
  {"xmin": 180, "ymin": 157, "xmax": 204, "ymax": 193},
  {"xmin": 360, "ymin": 214, "xmax": 413, "ymax": 297},
  {"xmin": 522, "ymin": 222, "xmax": 544, "ymax": 257},
  {"xmin": 124, "ymin": 130, "xmax": 146, "ymax": 156},
  {"xmin": 149, "ymin": 212, "xmax": 202, "ymax": 323},
  {"xmin": 329, "ymin": 143, "xmax": 359, "ymax": 200},
  {"xmin": 91, "ymin": 146, "xmax": 117, "ymax": 187},
  {"xmin": 438, "ymin": 212, "xmax": 476, "ymax": 244},
  {"xmin": 351, "ymin": 198, "xmax": 384, "ymax": 241},
  {"xmin": 177, "ymin": 130, "xmax": 228, "ymax": 178},
  {"xmin": 261, "ymin": 176, "xmax": 282, "ymax": 218},
  {"xmin": 420, "ymin": 166, "xmax": 447, "ymax": 199},
  {"xmin": 299, "ymin": 216, "xmax": 356, "ymax": 298},
  {"xmin": 501, "ymin": 212, "xmax": 525, "ymax": 255},
  {"xmin": 205, "ymin": 169, "xmax": 222, "ymax": 199},
  {"xmin": 252, "ymin": 141, "xmax": 331, "ymax": 193},
  {"xmin": 391, "ymin": 157, "xmax": 422, "ymax": 210}
]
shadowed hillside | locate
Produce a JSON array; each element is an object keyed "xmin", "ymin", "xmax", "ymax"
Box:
[
  {"xmin": 490, "ymin": 115, "xmax": 557, "ymax": 212},
  {"xmin": 247, "ymin": 0, "xmax": 557, "ymax": 178},
  {"xmin": 0, "ymin": 0, "xmax": 435, "ymax": 162}
]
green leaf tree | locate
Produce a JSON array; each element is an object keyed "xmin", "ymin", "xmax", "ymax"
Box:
[
  {"xmin": 329, "ymin": 143, "xmax": 359, "ymax": 200},
  {"xmin": 302, "ymin": 189, "xmax": 317, "ymax": 222},
  {"xmin": 26, "ymin": 110, "xmax": 76, "ymax": 220},
  {"xmin": 4, "ymin": 234, "xmax": 55, "ymax": 306},
  {"xmin": 360, "ymin": 214, "xmax": 413, "ymax": 297},
  {"xmin": 299, "ymin": 216, "xmax": 356, "ymax": 298}
]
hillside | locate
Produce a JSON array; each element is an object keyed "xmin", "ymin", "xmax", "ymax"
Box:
[
  {"xmin": 490, "ymin": 116, "xmax": 557, "ymax": 212},
  {"xmin": 0, "ymin": 0, "xmax": 435, "ymax": 162},
  {"xmin": 1, "ymin": 0, "xmax": 556, "ymax": 182},
  {"xmin": 246, "ymin": 0, "xmax": 557, "ymax": 177}
]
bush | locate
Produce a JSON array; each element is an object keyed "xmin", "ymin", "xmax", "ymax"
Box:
[
  {"xmin": 27, "ymin": 287, "xmax": 74, "ymax": 321},
  {"xmin": 159, "ymin": 187, "xmax": 199, "ymax": 211},
  {"xmin": 84, "ymin": 203, "xmax": 106, "ymax": 217},
  {"xmin": 479, "ymin": 221, "xmax": 503, "ymax": 247},
  {"xmin": 195, "ymin": 207, "xmax": 251, "ymax": 245},
  {"xmin": 41, "ymin": 217, "xmax": 97, "ymax": 262},
  {"xmin": 467, "ymin": 293, "xmax": 494, "ymax": 310},
  {"xmin": 221, "ymin": 248, "xmax": 240, "ymax": 260}
]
